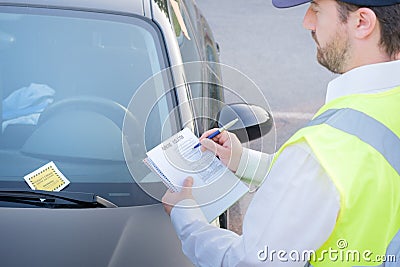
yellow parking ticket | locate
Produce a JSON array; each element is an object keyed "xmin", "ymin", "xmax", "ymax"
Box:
[{"xmin": 24, "ymin": 161, "xmax": 70, "ymax": 191}]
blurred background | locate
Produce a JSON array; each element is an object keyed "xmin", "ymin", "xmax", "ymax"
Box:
[{"xmin": 196, "ymin": 0, "xmax": 337, "ymax": 233}]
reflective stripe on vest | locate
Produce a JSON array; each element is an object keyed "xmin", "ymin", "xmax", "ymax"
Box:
[
  {"xmin": 308, "ymin": 108, "xmax": 400, "ymax": 175},
  {"xmin": 303, "ymin": 108, "xmax": 400, "ymax": 267}
]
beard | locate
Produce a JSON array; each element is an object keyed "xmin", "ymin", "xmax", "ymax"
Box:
[{"xmin": 312, "ymin": 31, "xmax": 351, "ymax": 74}]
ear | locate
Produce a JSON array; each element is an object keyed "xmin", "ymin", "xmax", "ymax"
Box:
[{"xmin": 351, "ymin": 8, "xmax": 378, "ymax": 40}]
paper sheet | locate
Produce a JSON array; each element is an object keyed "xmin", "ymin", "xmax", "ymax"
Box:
[
  {"xmin": 24, "ymin": 161, "xmax": 70, "ymax": 191},
  {"xmin": 145, "ymin": 128, "xmax": 248, "ymax": 222}
]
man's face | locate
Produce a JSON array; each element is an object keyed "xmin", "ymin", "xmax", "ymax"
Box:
[{"xmin": 303, "ymin": 0, "xmax": 351, "ymax": 74}]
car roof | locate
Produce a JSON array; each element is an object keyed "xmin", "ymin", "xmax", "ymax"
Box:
[{"xmin": 0, "ymin": 0, "xmax": 148, "ymax": 16}]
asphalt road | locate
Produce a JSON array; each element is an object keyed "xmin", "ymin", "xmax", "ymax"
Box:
[
  {"xmin": 196, "ymin": 0, "xmax": 338, "ymax": 233},
  {"xmin": 197, "ymin": 0, "xmax": 337, "ymax": 146}
]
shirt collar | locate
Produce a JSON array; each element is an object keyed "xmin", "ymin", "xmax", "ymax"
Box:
[{"xmin": 326, "ymin": 60, "xmax": 400, "ymax": 103}]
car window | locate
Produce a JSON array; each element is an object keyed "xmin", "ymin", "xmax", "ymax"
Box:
[
  {"xmin": 169, "ymin": 0, "xmax": 201, "ymax": 63},
  {"xmin": 0, "ymin": 7, "xmax": 173, "ymax": 206}
]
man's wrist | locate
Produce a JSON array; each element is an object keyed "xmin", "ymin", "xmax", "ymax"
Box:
[
  {"xmin": 170, "ymin": 199, "xmax": 208, "ymax": 231},
  {"xmin": 235, "ymin": 148, "xmax": 272, "ymax": 184}
]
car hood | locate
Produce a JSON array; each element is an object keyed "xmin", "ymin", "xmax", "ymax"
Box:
[{"xmin": 0, "ymin": 204, "xmax": 193, "ymax": 267}]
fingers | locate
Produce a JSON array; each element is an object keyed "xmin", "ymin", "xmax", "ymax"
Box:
[
  {"xmin": 218, "ymin": 131, "xmax": 232, "ymax": 144},
  {"xmin": 162, "ymin": 176, "xmax": 194, "ymax": 216},
  {"xmin": 200, "ymin": 138, "xmax": 229, "ymax": 158},
  {"xmin": 199, "ymin": 128, "xmax": 218, "ymax": 140},
  {"xmin": 199, "ymin": 138, "xmax": 218, "ymax": 154},
  {"xmin": 199, "ymin": 128, "xmax": 229, "ymax": 143},
  {"xmin": 161, "ymin": 192, "xmax": 173, "ymax": 215}
]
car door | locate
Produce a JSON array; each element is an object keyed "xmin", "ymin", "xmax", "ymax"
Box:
[{"xmin": 166, "ymin": 0, "xmax": 224, "ymax": 135}]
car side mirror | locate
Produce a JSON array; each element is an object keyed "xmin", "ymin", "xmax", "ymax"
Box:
[{"xmin": 216, "ymin": 103, "xmax": 273, "ymax": 143}]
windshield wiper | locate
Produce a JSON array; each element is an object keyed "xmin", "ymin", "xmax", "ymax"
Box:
[{"xmin": 0, "ymin": 189, "xmax": 118, "ymax": 208}]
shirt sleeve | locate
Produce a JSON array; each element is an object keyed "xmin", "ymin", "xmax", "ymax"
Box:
[
  {"xmin": 235, "ymin": 147, "xmax": 273, "ymax": 186},
  {"xmin": 170, "ymin": 142, "xmax": 340, "ymax": 267}
]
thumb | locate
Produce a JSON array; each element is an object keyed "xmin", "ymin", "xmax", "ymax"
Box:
[
  {"xmin": 181, "ymin": 177, "xmax": 194, "ymax": 196},
  {"xmin": 183, "ymin": 176, "xmax": 194, "ymax": 188}
]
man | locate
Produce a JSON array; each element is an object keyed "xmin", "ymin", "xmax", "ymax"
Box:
[{"xmin": 162, "ymin": 0, "xmax": 400, "ymax": 266}]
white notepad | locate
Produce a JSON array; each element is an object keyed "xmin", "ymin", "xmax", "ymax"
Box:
[{"xmin": 144, "ymin": 128, "xmax": 249, "ymax": 222}]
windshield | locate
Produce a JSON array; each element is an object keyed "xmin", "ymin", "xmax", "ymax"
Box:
[{"xmin": 0, "ymin": 8, "xmax": 172, "ymax": 207}]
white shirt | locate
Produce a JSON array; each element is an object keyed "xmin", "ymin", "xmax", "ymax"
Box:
[{"xmin": 170, "ymin": 60, "xmax": 400, "ymax": 267}]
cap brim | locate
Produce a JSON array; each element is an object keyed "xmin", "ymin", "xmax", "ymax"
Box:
[{"xmin": 272, "ymin": 0, "xmax": 310, "ymax": 8}]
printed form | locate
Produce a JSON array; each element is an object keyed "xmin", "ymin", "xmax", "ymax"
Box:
[{"xmin": 145, "ymin": 128, "xmax": 248, "ymax": 222}]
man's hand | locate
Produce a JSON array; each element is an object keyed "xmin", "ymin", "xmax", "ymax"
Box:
[
  {"xmin": 162, "ymin": 177, "xmax": 194, "ymax": 216},
  {"xmin": 199, "ymin": 129, "xmax": 243, "ymax": 172}
]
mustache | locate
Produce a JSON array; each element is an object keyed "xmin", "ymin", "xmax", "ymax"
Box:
[{"xmin": 311, "ymin": 31, "xmax": 319, "ymax": 46}]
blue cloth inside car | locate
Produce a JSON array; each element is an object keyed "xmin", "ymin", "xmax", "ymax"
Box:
[{"xmin": 2, "ymin": 83, "xmax": 55, "ymax": 132}]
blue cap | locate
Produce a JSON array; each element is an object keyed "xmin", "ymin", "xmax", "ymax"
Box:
[{"xmin": 273, "ymin": 0, "xmax": 400, "ymax": 8}]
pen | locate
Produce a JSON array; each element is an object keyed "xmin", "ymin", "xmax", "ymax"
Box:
[{"xmin": 193, "ymin": 118, "xmax": 239, "ymax": 149}]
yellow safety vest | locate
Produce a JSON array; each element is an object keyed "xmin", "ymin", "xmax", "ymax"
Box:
[{"xmin": 273, "ymin": 86, "xmax": 400, "ymax": 266}]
